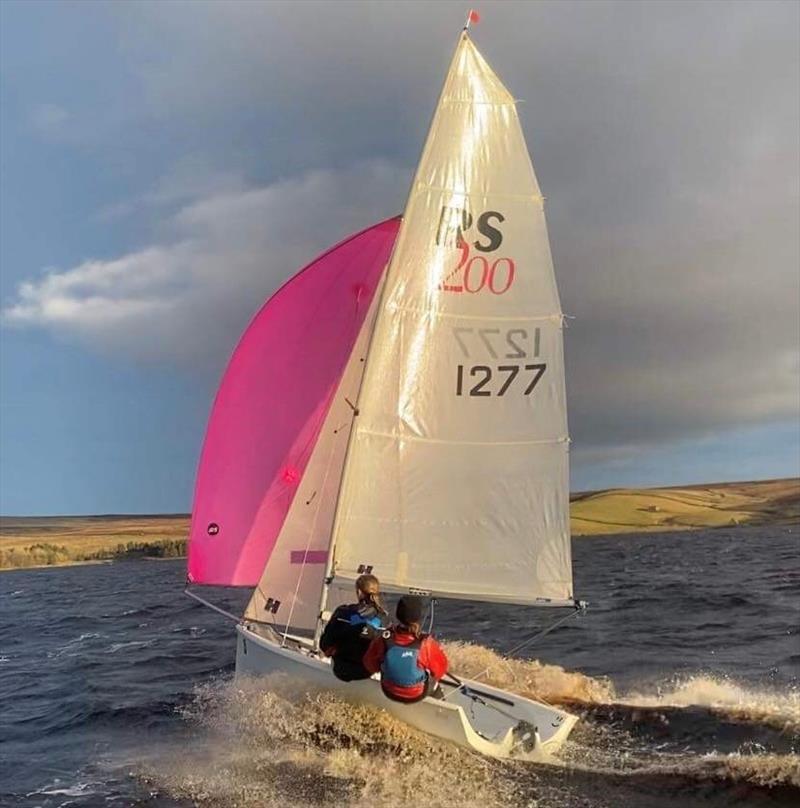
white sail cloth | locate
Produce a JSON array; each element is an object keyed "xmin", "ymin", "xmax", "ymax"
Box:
[
  {"xmin": 245, "ymin": 281, "xmax": 385, "ymax": 632},
  {"xmin": 330, "ymin": 35, "xmax": 573, "ymax": 605}
]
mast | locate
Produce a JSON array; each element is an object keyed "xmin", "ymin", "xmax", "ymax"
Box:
[
  {"xmin": 249, "ymin": 273, "xmax": 387, "ymax": 639},
  {"xmin": 307, "ymin": 272, "xmax": 389, "ymax": 646},
  {"xmin": 312, "ymin": 34, "xmax": 470, "ymax": 646},
  {"xmin": 324, "ymin": 29, "xmax": 575, "ymax": 607},
  {"xmin": 226, "ymin": 218, "xmax": 401, "ymax": 636}
]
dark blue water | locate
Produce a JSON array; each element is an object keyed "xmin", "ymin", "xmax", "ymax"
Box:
[{"xmin": 1, "ymin": 525, "xmax": 797, "ymax": 807}]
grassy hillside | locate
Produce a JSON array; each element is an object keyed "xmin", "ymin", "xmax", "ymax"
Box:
[
  {"xmin": 571, "ymin": 478, "xmax": 799, "ymax": 535},
  {"xmin": 0, "ymin": 515, "xmax": 188, "ymax": 570},
  {"xmin": 1, "ymin": 478, "xmax": 797, "ymax": 569}
]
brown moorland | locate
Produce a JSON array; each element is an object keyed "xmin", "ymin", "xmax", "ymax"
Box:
[{"xmin": 1, "ymin": 478, "xmax": 797, "ymax": 570}]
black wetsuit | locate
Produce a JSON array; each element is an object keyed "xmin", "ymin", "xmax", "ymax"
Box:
[{"xmin": 319, "ymin": 602, "xmax": 386, "ymax": 681}]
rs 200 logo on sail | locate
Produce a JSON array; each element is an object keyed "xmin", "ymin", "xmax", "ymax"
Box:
[{"xmin": 435, "ymin": 205, "xmax": 515, "ymax": 295}]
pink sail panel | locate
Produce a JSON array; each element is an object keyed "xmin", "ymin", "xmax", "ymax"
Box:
[{"xmin": 187, "ymin": 217, "xmax": 401, "ymax": 586}]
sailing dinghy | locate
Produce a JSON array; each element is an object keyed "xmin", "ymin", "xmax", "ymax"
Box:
[{"xmin": 186, "ymin": 23, "xmax": 584, "ymax": 760}]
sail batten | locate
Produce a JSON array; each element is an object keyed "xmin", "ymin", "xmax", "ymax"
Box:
[
  {"xmin": 329, "ymin": 575, "xmax": 575, "ymax": 608},
  {"xmin": 328, "ymin": 34, "xmax": 573, "ymax": 607},
  {"xmin": 346, "ymin": 430, "xmax": 568, "ymax": 447}
]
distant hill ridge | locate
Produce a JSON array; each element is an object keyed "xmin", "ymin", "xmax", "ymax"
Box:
[
  {"xmin": 570, "ymin": 477, "xmax": 798, "ymax": 535},
  {"xmin": 3, "ymin": 477, "xmax": 796, "ymax": 520},
  {"xmin": 1, "ymin": 478, "xmax": 797, "ymax": 570}
]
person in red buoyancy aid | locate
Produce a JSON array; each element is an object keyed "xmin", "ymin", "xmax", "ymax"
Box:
[{"xmin": 363, "ymin": 595, "xmax": 449, "ymax": 703}]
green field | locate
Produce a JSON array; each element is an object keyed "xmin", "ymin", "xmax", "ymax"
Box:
[
  {"xmin": 1, "ymin": 478, "xmax": 797, "ymax": 570},
  {"xmin": 571, "ymin": 478, "xmax": 799, "ymax": 535}
]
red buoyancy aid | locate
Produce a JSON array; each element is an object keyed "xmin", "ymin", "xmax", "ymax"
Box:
[{"xmin": 379, "ymin": 631, "xmax": 428, "ymax": 702}]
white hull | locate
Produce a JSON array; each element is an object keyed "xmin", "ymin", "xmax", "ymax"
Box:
[{"xmin": 235, "ymin": 623, "xmax": 577, "ymax": 760}]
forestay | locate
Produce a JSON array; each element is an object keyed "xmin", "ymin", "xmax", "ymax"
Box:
[
  {"xmin": 330, "ymin": 34, "xmax": 573, "ymax": 606},
  {"xmin": 244, "ymin": 280, "xmax": 385, "ymax": 633}
]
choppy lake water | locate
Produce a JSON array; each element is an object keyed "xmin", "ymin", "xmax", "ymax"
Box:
[{"xmin": 1, "ymin": 525, "xmax": 797, "ymax": 807}]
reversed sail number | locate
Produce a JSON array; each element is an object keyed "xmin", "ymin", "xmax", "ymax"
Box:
[
  {"xmin": 453, "ymin": 327, "xmax": 540, "ymax": 358},
  {"xmin": 456, "ymin": 364, "xmax": 546, "ymax": 397}
]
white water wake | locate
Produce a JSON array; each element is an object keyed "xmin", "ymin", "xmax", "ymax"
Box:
[{"xmin": 145, "ymin": 643, "xmax": 799, "ymax": 807}]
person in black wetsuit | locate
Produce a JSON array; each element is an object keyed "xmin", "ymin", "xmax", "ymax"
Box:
[{"xmin": 319, "ymin": 574, "xmax": 387, "ymax": 681}]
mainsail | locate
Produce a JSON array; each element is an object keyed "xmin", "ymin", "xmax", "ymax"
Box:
[
  {"xmin": 189, "ymin": 31, "xmax": 574, "ymax": 622},
  {"xmin": 187, "ymin": 218, "xmax": 400, "ymax": 586},
  {"xmin": 328, "ymin": 34, "xmax": 574, "ymax": 606}
]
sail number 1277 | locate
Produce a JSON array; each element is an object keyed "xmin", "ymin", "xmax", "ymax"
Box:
[{"xmin": 456, "ymin": 363, "xmax": 546, "ymax": 397}]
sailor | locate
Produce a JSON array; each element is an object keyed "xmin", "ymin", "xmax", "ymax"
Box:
[
  {"xmin": 363, "ymin": 595, "xmax": 449, "ymax": 703},
  {"xmin": 319, "ymin": 573, "xmax": 388, "ymax": 681}
]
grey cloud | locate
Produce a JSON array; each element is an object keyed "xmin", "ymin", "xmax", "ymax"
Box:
[
  {"xmin": 4, "ymin": 162, "xmax": 408, "ymax": 366},
  {"xmin": 6, "ymin": 0, "xmax": 799, "ymax": 456}
]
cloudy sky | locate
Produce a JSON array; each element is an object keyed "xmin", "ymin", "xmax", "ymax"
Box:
[{"xmin": 1, "ymin": 0, "xmax": 798, "ymax": 515}]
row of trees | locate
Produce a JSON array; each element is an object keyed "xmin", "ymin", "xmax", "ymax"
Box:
[
  {"xmin": 0, "ymin": 539, "xmax": 187, "ymax": 569},
  {"xmin": 0, "ymin": 542, "xmax": 72, "ymax": 568},
  {"xmin": 104, "ymin": 539, "xmax": 186, "ymax": 559}
]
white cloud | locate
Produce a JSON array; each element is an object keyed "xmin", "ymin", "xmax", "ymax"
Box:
[{"xmin": 3, "ymin": 161, "xmax": 408, "ymax": 366}]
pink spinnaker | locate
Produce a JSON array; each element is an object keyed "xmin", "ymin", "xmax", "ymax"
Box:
[{"xmin": 187, "ymin": 217, "xmax": 400, "ymax": 586}]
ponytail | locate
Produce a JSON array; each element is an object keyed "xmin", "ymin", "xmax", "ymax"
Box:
[
  {"xmin": 355, "ymin": 573, "xmax": 387, "ymax": 616},
  {"xmin": 400, "ymin": 620, "xmax": 422, "ymax": 639},
  {"xmin": 367, "ymin": 590, "xmax": 388, "ymax": 616}
]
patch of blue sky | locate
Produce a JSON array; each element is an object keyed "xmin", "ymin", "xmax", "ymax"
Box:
[{"xmin": 571, "ymin": 420, "xmax": 800, "ymax": 493}]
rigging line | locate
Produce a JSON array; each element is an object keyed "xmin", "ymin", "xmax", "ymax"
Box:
[
  {"xmin": 425, "ymin": 598, "xmax": 437, "ymax": 634},
  {"xmin": 184, "ymin": 586, "xmax": 241, "ymax": 624},
  {"xmin": 461, "ymin": 605, "xmax": 585, "ymax": 687},
  {"xmin": 281, "ymin": 296, "xmax": 367, "ymax": 641},
  {"xmin": 463, "ymin": 690, "xmax": 525, "ymax": 725},
  {"xmin": 281, "ymin": 441, "xmax": 336, "ymax": 647},
  {"xmin": 314, "ymin": 272, "xmax": 390, "ymax": 650},
  {"xmin": 289, "ymin": 305, "xmax": 364, "ymax": 463},
  {"xmin": 280, "ymin": 400, "xmax": 351, "ymax": 644},
  {"xmin": 316, "ymin": 42, "xmax": 464, "ymax": 640},
  {"xmin": 272, "ymin": 317, "xmax": 361, "ymax": 497}
]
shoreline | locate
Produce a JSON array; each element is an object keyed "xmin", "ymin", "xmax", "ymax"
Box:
[
  {"xmin": 2, "ymin": 478, "xmax": 797, "ymax": 573},
  {"xmin": 1, "ymin": 522, "xmax": 795, "ymax": 574},
  {"xmin": 1, "ymin": 559, "xmax": 115, "ymax": 572}
]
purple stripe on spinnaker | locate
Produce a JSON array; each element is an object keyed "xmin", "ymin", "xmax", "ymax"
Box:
[
  {"xmin": 187, "ymin": 217, "xmax": 400, "ymax": 586},
  {"xmin": 289, "ymin": 550, "xmax": 329, "ymax": 565}
]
